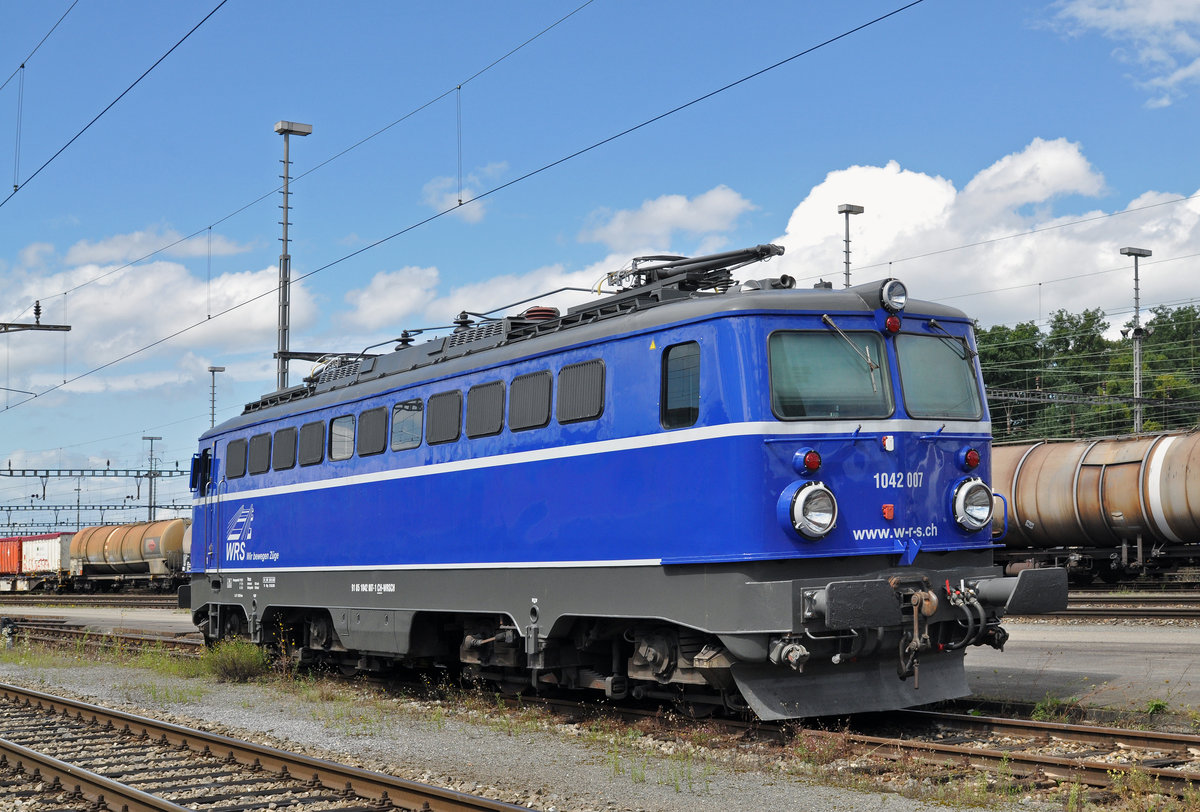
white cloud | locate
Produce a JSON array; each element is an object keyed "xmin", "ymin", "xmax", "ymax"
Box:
[
  {"xmin": 340, "ymin": 258, "xmax": 613, "ymax": 343},
  {"xmin": 341, "ymin": 266, "xmax": 441, "ymax": 332},
  {"xmin": 424, "ymin": 257, "xmax": 617, "ymax": 324},
  {"xmin": 64, "ymin": 227, "xmax": 250, "ymax": 266},
  {"xmin": 959, "ymin": 137, "xmax": 1105, "ymax": 220},
  {"xmin": 421, "ymin": 162, "xmax": 508, "ymax": 223},
  {"xmin": 3, "ymin": 260, "xmax": 315, "ymax": 391},
  {"xmin": 342, "ymin": 186, "xmax": 758, "ymax": 340},
  {"xmin": 580, "ymin": 185, "xmax": 754, "ymax": 254},
  {"xmin": 1053, "ymin": 0, "xmax": 1200, "ymax": 106},
  {"xmin": 772, "ymin": 137, "xmax": 1200, "ymax": 334},
  {"xmin": 19, "ymin": 242, "xmax": 53, "ymax": 269}
]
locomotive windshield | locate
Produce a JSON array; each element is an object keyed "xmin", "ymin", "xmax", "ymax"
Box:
[
  {"xmin": 896, "ymin": 334, "xmax": 984, "ymax": 419},
  {"xmin": 769, "ymin": 331, "xmax": 893, "ymax": 419}
]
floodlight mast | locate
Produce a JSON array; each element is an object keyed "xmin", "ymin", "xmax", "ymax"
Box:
[
  {"xmin": 207, "ymin": 366, "xmax": 225, "ymax": 428},
  {"xmin": 838, "ymin": 204, "xmax": 864, "ymax": 288},
  {"xmin": 1120, "ymin": 246, "xmax": 1152, "ymax": 434},
  {"xmin": 274, "ymin": 121, "xmax": 312, "ymax": 392}
]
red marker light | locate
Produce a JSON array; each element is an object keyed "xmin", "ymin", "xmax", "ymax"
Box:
[
  {"xmin": 803, "ymin": 450, "xmax": 822, "ymax": 472},
  {"xmin": 884, "ymin": 314, "xmax": 902, "ymax": 334},
  {"xmin": 963, "ymin": 447, "xmax": 980, "ymax": 470}
]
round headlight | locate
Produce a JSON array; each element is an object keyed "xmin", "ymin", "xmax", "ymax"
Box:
[
  {"xmin": 953, "ymin": 477, "xmax": 993, "ymax": 531},
  {"xmin": 791, "ymin": 481, "xmax": 838, "ymax": 539},
  {"xmin": 881, "ymin": 279, "xmax": 907, "ymax": 312}
]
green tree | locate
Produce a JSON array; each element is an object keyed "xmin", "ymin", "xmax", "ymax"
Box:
[
  {"xmin": 976, "ymin": 321, "xmax": 1044, "ymax": 438},
  {"xmin": 1036, "ymin": 308, "xmax": 1113, "ymax": 437},
  {"xmin": 976, "ymin": 303, "xmax": 1200, "ymax": 440}
]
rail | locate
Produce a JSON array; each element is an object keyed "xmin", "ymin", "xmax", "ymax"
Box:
[{"xmin": 0, "ymin": 682, "xmax": 529, "ymax": 811}]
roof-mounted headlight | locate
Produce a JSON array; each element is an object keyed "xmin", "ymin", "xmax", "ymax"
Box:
[{"xmin": 881, "ymin": 279, "xmax": 907, "ymax": 312}]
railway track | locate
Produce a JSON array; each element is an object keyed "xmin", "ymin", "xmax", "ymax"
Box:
[
  {"xmin": 1054, "ymin": 605, "xmax": 1200, "ymax": 619},
  {"xmin": 1067, "ymin": 591, "xmax": 1200, "ymax": 604},
  {"xmin": 0, "ymin": 682, "xmax": 528, "ymax": 811},
  {"xmin": 502, "ymin": 693, "xmax": 1200, "ymax": 796},
  {"xmin": 854, "ymin": 709, "xmax": 1200, "ymax": 792},
  {"xmin": 4, "ymin": 625, "xmax": 1200, "ymax": 804},
  {"xmin": 9, "ymin": 619, "xmax": 205, "ymax": 657},
  {"xmin": 0, "ymin": 592, "xmax": 178, "ymax": 609}
]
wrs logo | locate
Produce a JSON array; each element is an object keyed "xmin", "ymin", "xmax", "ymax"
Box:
[{"xmin": 225, "ymin": 505, "xmax": 254, "ymax": 561}]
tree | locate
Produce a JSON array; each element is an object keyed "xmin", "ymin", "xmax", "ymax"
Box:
[
  {"xmin": 976, "ymin": 320, "xmax": 1044, "ymax": 438},
  {"xmin": 976, "ymin": 303, "xmax": 1200, "ymax": 440}
]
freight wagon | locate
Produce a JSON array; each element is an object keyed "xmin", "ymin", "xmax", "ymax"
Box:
[{"xmin": 0, "ymin": 533, "xmax": 74, "ymax": 592}]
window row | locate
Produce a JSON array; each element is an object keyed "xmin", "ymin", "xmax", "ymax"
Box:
[{"xmin": 224, "ymin": 359, "xmax": 607, "ymax": 478}]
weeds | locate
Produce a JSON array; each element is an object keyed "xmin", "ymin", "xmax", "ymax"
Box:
[
  {"xmin": 791, "ymin": 729, "xmax": 851, "ymax": 766},
  {"xmin": 132, "ymin": 647, "xmax": 208, "ymax": 679},
  {"xmin": 1031, "ymin": 693, "xmax": 1082, "ymax": 722},
  {"xmin": 1063, "ymin": 781, "xmax": 1086, "ymax": 812},
  {"xmin": 202, "ymin": 639, "xmax": 271, "ymax": 682}
]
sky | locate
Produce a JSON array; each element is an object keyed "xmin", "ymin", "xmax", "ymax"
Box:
[{"xmin": 1, "ymin": 0, "xmax": 1199, "ymax": 530}]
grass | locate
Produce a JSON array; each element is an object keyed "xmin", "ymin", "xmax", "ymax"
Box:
[
  {"xmin": 121, "ymin": 681, "xmax": 208, "ymax": 705},
  {"xmin": 11, "ymin": 637, "xmax": 1200, "ymax": 810},
  {"xmin": 1146, "ymin": 698, "xmax": 1169, "ymax": 716},
  {"xmin": 1031, "ymin": 693, "xmax": 1083, "ymax": 722},
  {"xmin": 202, "ymin": 639, "xmax": 272, "ymax": 682}
]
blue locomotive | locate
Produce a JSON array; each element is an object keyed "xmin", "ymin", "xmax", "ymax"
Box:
[{"xmin": 184, "ymin": 243, "xmax": 1065, "ymax": 719}]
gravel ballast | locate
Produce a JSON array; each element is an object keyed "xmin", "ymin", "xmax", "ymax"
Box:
[{"xmin": 0, "ymin": 651, "xmax": 1060, "ymax": 812}]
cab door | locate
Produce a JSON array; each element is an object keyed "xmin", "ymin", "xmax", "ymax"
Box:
[{"xmin": 189, "ymin": 444, "xmax": 221, "ymax": 575}]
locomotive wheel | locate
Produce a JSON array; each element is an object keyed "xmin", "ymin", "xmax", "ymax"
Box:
[{"xmin": 221, "ymin": 610, "xmax": 246, "ymax": 640}]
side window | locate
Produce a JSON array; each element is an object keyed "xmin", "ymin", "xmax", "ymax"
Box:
[
  {"xmin": 247, "ymin": 433, "xmax": 272, "ymax": 475},
  {"xmin": 226, "ymin": 438, "xmax": 248, "ymax": 479},
  {"xmin": 330, "ymin": 415, "xmax": 355, "ymax": 461},
  {"xmin": 427, "ymin": 391, "xmax": 462, "ymax": 445},
  {"xmin": 358, "ymin": 407, "xmax": 388, "ymax": 456},
  {"xmin": 661, "ymin": 341, "xmax": 700, "ymax": 429},
  {"xmin": 466, "ymin": 381, "xmax": 505, "ymax": 438},
  {"xmin": 298, "ymin": 421, "xmax": 325, "ymax": 466},
  {"xmin": 273, "ymin": 427, "xmax": 297, "ymax": 470},
  {"xmin": 509, "ymin": 371, "xmax": 551, "ymax": 431},
  {"xmin": 557, "ymin": 359, "xmax": 605, "ymax": 424},
  {"xmin": 391, "ymin": 400, "xmax": 423, "ymax": 450}
]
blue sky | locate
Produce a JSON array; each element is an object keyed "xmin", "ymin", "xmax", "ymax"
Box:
[{"xmin": 1, "ymin": 0, "xmax": 1198, "ymax": 528}]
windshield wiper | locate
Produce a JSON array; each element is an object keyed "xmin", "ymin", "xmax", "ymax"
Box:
[
  {"xmin": 927, "ymin": 319, "xmax": 977, "ymax": 360},
  {"xmin": 821, "ymin": 314, "xmax": 880, "ymax": 393}
]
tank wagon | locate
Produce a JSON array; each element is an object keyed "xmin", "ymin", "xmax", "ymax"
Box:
[
  {"xmin": 184, "ymin": 244, "xmax": 1066, "ymax": 719},
  {"xmin": 993, "ymin": 433, "xmax": 1200, "ymax": 583},
  {"xmin": 69, "ymin": 519, "xmax": 190, "ymax": 591},
  {"xmin": 0, "ymin": 521, "xmax": 190, "ymax": 592}
]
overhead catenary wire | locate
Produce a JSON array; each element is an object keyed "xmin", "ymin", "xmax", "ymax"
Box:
[
  {"xmin": 0, "ymin": 0, "xmax": 229, "ymax": 212},
  {"xmin": 0, "ymin": 0, "xmax": 81, "ymax": 95},
  {"xmin": 1, "ymin": 0, "xmax": 931, "ymax": 413},
  {"xmin": 11, "ymin": 65, "xmax": 23, "ymax": 192},
  {"xmin": 5, "ymin": 0, "xmax": 601, "ymax": 324},
  {"xmin": 13, "ymin": 0, "xmax": 1198, "ymax": 333}
]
